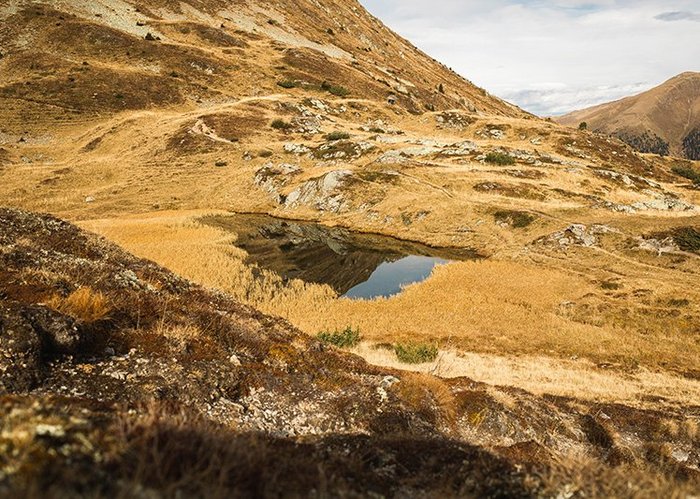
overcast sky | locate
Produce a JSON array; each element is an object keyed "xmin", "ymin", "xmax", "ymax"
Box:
[{"xmin": 359, "ymin": 0, "xmax": 700, "ymax": 116}]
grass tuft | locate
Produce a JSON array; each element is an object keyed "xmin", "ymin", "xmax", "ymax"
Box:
[
  {"xmin": 276, "ymin": 80, "xmax": 298, "ymax": 89},
  {"xmin": 321, "ymin": 81, "xmax": 350, "ymax": 97},
  {"xmin": 494, "ymin": 210, "xmax": 535, "ymax": 228},
  {"xmin": 47, "ymin": 286, "xmax": 110, "ymax": 322}
]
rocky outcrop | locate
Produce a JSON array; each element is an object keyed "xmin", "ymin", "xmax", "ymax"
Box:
[{"xmin": 284, "ymin": 170, "xmax": 353, "ymax": 212}]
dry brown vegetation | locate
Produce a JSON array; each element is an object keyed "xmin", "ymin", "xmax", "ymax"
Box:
[{"xmin": 47, "ymin": 286, "xmax": 111, "ymax": 323}]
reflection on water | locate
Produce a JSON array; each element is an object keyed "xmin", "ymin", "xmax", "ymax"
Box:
[
  {"xmin": 201, "ymin": 214, "xmax": 480, "ymax": 299},
  {"xmin": 344, "ymin": 256, "xmax": 451, "ymax": 299}
]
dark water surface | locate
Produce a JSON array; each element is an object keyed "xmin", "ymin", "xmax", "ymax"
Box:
[{"xmin": 202, "ymin": 214, "xmax": 480, "ymax": 299}]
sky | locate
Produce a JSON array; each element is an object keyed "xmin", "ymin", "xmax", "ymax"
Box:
[{"xmin": 359, "ymin": 0, "xmax": 700, "ymax": 116}]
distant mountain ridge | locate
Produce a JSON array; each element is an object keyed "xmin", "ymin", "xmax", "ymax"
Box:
[{"xmin": 556, "ymin": 72, "xmax": 700, "ymax": 160}]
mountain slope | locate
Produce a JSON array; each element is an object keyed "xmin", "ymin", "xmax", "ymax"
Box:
[
  {"xmin": 557, "ymin": 72, "xmax": 700, "ymax": 159},
  {"xmin": 0, "ymin": 0, "xmax": 525, "ymax": 125}
]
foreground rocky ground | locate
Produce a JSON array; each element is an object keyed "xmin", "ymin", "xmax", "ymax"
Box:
[{"xmin": 1, "ymin": 207, "xmax": 698, "ymax": 497}]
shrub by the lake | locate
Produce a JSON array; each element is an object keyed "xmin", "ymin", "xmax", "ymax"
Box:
[{"xmin": 317, "ymin": 327, "xmax": 361, "ymax": 348}]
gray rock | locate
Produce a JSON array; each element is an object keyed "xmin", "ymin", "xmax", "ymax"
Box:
[{"xmin": 285, "ymin": 170, "xmax": 353, "ymax": 213}]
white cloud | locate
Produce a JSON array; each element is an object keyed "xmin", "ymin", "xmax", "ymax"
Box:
[{"xmin": 359, "ymin": 0, "xmax": 700, "ymax": 115}]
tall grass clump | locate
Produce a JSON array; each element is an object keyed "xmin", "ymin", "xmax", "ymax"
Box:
[
  {"xmin": 47, "ymin": 286, "xmax": 111, "ymax": 322},
  {"xmin": 325, "ymin": 131, "xmax": 350, "ymax": 141},
  {"xmin": 271, "ymin": 119, "xmax": 293, "ymax": 130}
]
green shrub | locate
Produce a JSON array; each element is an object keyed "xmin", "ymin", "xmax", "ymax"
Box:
[
  {"xmin": 321, "ymin": 81, "xmax": 350, "ymax": 97},
  {"xmin": 277, "ymin": 80, "xmax": 298, "ymax": 89},
  {"xmin": 484, "ymin": 152, "xmax": 515, "ymax": 166},
  {"xmin": 394, "ymin": 342, "xmax": 439, "ymax": 364},
  {"xmin": 672, "ymin": 165, "xmax": 700, "ymax": 185},
  {"xmin": 271, "ymin": 119, "xmax": 292, "ymax": 131},
  {"xmin": 317, "ymin": 327, "xmax": 361, "ymax": 348},
  {"xmin": 325, "ymin": 131, "xmax": 350, "ymax": 141},
  {"xmin": 578, "ymin": 122, "xmax": 588, "ymax": 131}
]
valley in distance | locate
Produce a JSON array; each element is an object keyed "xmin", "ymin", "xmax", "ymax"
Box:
[{"xmin": 0, "ymin": 0, "xmax": 699, "ymax": 497}]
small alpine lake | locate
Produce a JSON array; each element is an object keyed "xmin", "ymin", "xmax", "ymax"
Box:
[{"xmin": 202, "ymin": 214, "xmax": 481, "ymax": 299}]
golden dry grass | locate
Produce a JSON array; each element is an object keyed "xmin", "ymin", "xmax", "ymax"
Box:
[{"xmin": 47, "ymin": 286, "xmax": 111, "ymax": 322}]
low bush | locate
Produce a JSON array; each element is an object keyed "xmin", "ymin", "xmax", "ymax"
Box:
[
  {"xmin": 271, "ymin": 119, "xmax": 292, "ymax": 131},
  {"xmin": 325, "ymin": 131, "xmax": 350, "ymax": 141},
  {"xmin": 276, "ymin": 80, "xmax": 298, "ymax": 89},
  {"xmin": 394, "ymin": 342, "xmax": 439, "ymax": 364},
  {"xmin": 484, "ymin": 152, "xmax": 515, "ymax": 166},
  {"xmin": 317, "ymin": 327, "xmax": 361, "ymax": 348},
  {"xmin": 321, "ymin": 81, "xmax": 350, "ymax": 97}
]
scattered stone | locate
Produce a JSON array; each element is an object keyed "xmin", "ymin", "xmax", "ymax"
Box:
[
  {"xmin": 283, "ymin": 143, "xmax": 310, "ymax": 155},
  {"xmin": 539, "ymin": 224, "xmax": 618, "ymax": 249}
]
